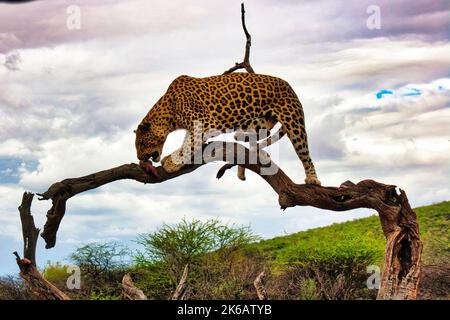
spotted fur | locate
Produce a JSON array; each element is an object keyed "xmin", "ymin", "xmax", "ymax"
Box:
[{"xmin": 135, "ymin": 72, "xmax": 320, "ymax": 185}]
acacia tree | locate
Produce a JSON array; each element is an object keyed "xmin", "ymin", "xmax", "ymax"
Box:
[
  {"xmin": 70, "ymin": 242, "xmax": 129, "ymax": 280},
  {"xmin": 14, "ymin": 3, "xmax": 422, "ymax": 300},
  {"xmin": 135, "ymin": 218, "xmax": 259, "ymax": 282}
]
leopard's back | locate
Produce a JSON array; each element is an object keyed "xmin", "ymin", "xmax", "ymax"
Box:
[{"xmin": 168, "ymin": 73, "xmax": 297, "ymax": 130}]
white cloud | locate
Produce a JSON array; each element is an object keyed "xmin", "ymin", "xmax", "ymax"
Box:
[{"xmin": 17, "ymin": 132, "xmax": 139, "ymax": 189}]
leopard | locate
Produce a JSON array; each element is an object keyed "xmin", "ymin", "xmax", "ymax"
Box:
[{"xmin": 134, "ymin": 72, "xmax": 321, "ymax": 185}]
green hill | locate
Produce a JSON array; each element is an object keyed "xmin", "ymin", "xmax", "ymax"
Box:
[
  {"xmin": 245, "ymin": 200, "xmax": 450, "ymax": 299},
  {"xmin": 248, "ymin": 201, "xmax": 449, "ymax": 266}
]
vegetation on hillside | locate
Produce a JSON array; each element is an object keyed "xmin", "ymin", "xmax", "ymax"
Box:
[{"xmin": 1, "ymin": 201, "xmax": 448, "ymax": 300}]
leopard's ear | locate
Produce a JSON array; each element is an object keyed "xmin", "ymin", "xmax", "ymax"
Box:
[
  {"xmin": 133, "ymin": 129, "xmax": 137, "ymax": 134},
  {"xmin": 138, "ymin": 122, "xmax": 151, "ymax": 132}
]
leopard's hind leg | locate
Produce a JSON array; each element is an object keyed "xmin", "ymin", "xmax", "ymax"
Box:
[{"xmin": 275, "ymin": 101, "xmax": 321, "ymax": 185}]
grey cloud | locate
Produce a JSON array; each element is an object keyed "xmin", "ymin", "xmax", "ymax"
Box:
[
  {"xmin": 0, "ymin": 0, "xmax": 213, "ymax": 53},
  {"xmin": 1, "ymin": 0, "xmax": 448, "ymax": 56},
  {"xmin": 308, "ymin": 112, "xmax": 347, "ymax": 160},
  {"xmin": 330, "ymin": 0, "xmax": 450, "ymax": 42},
  {"xmin": 3, "ymin": 51, "xmax": 21, "ymax": 71}
]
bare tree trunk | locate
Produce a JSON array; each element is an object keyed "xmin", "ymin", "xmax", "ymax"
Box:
[
  {"xmin": 14, "ymin": 192, "xmax": 70, "ymax": 300},
  {"xmin": 376, "ymin": 191, "xmax": 422, "ymax": 299}
]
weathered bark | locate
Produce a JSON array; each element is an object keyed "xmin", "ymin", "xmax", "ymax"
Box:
[
  {"xmin": 254, "ymin": 271, "xmax": 268, "ymax": 300},
  {"xmin": 377, "ymin": 191, "xmax": 422, "ymax": 300},
  {"xmin": 122, "ymin": 273, "xmax": 148, "ymax": 300},
  {"xmin": 14, "ymin": 192, "xmax": 70, "ymax": 300},
  {"xmin": 36, "ymin": 142, "xmax": 422, "ymax": 300},
  {"xmin": 171, "ymin": 264, "xmax": 189, "ymax": 300}
]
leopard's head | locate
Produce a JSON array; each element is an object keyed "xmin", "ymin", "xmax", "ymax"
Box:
[{"xmin": 134, "ymin": 121, "xmax": 166, "ymax": 162}]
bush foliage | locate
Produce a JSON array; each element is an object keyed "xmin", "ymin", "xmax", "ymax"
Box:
[{"xmin": 6, "ymin": 201, "xmax": 448, "ymax": 300}]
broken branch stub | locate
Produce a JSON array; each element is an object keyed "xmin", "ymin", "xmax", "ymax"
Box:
[{"xmin": 15, "ymin": 192, "xmax": 70, "ymax": 300}]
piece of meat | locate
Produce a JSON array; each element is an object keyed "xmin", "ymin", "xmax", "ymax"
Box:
[{"xmin": 139, "ymin": 160, "xmax": 160, "ymax": 178}]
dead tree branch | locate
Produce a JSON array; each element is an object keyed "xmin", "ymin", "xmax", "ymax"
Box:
[
  {"xmin": 14, "ymin": 192, "xmax": 70, "ymax": 300},
  {"xmin": 223, "ymin": 3, "xmax": 255, "ymax": 74},
  {"xmin": 254, "ymin": 271, "xmax": 268, "ymax": 300},
  {"xmin": 171, "ymin": 264, "xmax": 189, "ymax": 300},
  {"xmin": 35, "ymin": 141, "xmax": 422, "ymax": 299},
  {"xmin": 122, "ymin": 273, "xmax": 148, "ymax": 300},
  {"xmin": 38, "ymin": 162, "xmax": 202, "ymax": 249}
]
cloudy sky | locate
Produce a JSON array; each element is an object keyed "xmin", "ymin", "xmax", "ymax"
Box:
[{"xmin": 0, "ymin": 0, "xmax": 449, "ymax": 275}]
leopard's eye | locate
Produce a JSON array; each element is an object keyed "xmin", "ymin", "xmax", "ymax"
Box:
[{"xmin": 138, "ymin": 123, "xmax": 151, "ymax": 132}]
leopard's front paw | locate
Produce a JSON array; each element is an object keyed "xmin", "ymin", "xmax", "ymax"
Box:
[
  {"xmin": 305, "ymin": 176, "xmax": 322, "ymax": 186},
  {"xmin": 161, "ymin": 155, "xmax": 184, "ymax": 173}
]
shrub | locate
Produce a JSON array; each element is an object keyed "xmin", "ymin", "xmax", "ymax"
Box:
[
  {"xmin": 89, "ymin": 289, "xmax": 122, "ymax": 300},
  {"xmin": 0, "ymin": 275, "xmax": 35, "ymax": 300},
  {"xmin": 135, "ymin": 218, "xmax": 260, "ymax": 282},
  {"xmin": 134, "ymin": 218, "xmax": 263, "ymax": 299},
  {"xmin": 298, "ymin": 278, "xmax": 319, "ymax": 300},
  {"xmin": 277, "ymin": 233, "xmax": 383, "ymax": 299},
  {"xmin": 129, "ymin": 262, "xmax": 174, "ymax": 300},
  {"xmin": 70, "ymin": 241, "xmax": 129, "ymax": 280},
  {"xmin": 192, "ymin": 249, "xmax": 266, "ymax": 299},
  {"xmin": 42, "ymin": 261, "xmax": 70, "ymax": 289}
]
